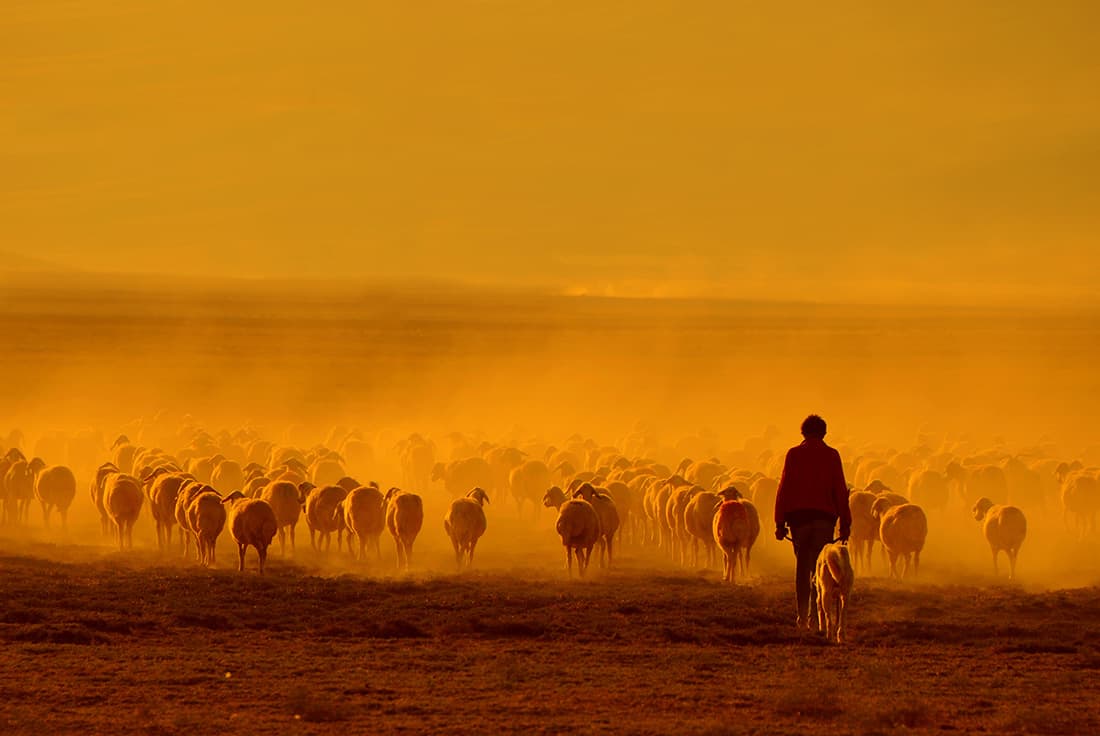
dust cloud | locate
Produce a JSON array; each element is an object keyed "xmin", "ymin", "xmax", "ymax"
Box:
[{"xmin": 1, "ymin": 280, "xmax": 1099, "ymax": 588}]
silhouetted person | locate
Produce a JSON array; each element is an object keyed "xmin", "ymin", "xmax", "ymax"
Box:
[{"xmin": 774, "ymin": 414, "xmax": 851, "ymax": 630}]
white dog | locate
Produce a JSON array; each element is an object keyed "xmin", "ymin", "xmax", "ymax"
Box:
[{"xmin": 814, "ymin": 541, "xmax": 855, "ymax": 643}]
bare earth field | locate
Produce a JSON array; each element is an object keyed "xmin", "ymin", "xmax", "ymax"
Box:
[{"xmin": 2, "ymin": 539, "xmax": 1099, "ymax": 736}]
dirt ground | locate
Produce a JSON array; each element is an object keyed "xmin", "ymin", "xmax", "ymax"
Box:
[{"xmin": 2, "ymin": 537, "xmax": 1099, "ymax": 736}]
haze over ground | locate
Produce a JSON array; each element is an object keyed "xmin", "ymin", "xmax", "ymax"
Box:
[{"xmin": 3, "ymin": 1, "xmax": 1100, "ymax": 305}]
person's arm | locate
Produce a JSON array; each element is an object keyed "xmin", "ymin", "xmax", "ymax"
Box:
[
  {"xmin": 774, "ymin": 449, "xmax": 793, "ymax": 536},
  {"xmin": 833, "ymin": 449, "xmax": 852, "ymax": 540}
]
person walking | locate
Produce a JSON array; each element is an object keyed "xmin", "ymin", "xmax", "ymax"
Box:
[{"xmin": 774, "ymin": 414, "xmax": 851, "ymax": 630}]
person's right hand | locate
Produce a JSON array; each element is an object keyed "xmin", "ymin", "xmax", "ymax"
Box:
[{"xmin": 774, "ymin": 525, "xmax": 787, "ymax": 541}]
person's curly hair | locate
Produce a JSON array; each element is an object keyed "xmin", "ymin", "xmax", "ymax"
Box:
[{"xmin": 801, "ymin": 414, "xmax": 827, "ymax": 439}]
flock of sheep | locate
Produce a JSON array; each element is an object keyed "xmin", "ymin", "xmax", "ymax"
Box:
[{"xmin": 0, "ymin": 424, "xmax": 1097, "ymax": 602}]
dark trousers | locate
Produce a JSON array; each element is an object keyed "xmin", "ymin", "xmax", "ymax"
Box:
[{"xmin": 790, "ymin": 519, "xmax": 836, "ymax": 624}]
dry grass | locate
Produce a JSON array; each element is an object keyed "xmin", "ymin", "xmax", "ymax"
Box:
[{"xmin": 1, "ymin": 544, "xmax": 1099, "ymax": 735}]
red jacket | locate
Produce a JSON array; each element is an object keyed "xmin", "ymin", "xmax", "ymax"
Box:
[{"xmin": 774, "ymin": 438, "xmax": 851, "ymax": 533}]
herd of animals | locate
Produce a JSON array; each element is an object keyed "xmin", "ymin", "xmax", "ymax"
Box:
[{"xmin": 0, "ymin": 423, "xmax": 1098, "ymax": 599}]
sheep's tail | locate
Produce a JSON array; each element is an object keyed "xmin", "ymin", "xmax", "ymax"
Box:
[
  {"xmin": 827, "ymin": 545, "xmax": 852, "ymax": 583},
  {"xmin": 263, "ymin": 516, "xmax": 278, "ymax": 540}
]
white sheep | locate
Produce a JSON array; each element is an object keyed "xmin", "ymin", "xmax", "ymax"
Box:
[
  {"xmin": 443, "ymin": 487, "xmax": 490, "ymax": 570},
  {"xmin": 554, "ymin": 496, "xmax": 601, "ymax": 578},
  {"xmin": 574, "ymin": 483, "xmax": 620, "ymax": 568},
  {"xmin": 210, "ymin": 459, "xmax": 245, "ymax": 495},
  {"xmin": 33, "ymin": 465, "xmax": 76, "ymax": 529},
  {"xmin": 149, "ymin": 472, "xmax": 192, "ymax": 552},
  {"xmin": 223, "ymin": 492, "xmax": 279, "ymax": 573},
  {"xmin": 972, "ymin": 497, "xmax": 1027, "ymax": 579},
  {"xmin": 908, "ymin": 469, "xmax": 949, "ymax": 512},
  {"xmin": 3, "ymin": 459, "xmax": 35, "ymax": 525},
  {"xmin": 712, "ymin": 498, "xmax": 751, "ymax": 585},
  {"xmin": 947, "ymin": 462, "xmax": 1008, "ymax": 506},
  {"xmin": 432, "ymin": 457, "xmax": 494, "ymax": 498},
  {"xmin": 665, "ymin": 484, "xmax": 702, "ymax": 565},
  {"xmin": 1060, "ymin": 470, "xmax": 1099, "ymax": 538},
  {"xmin": 385, "ymin": 488, "xmax": 424, "ymax": 570},
  {"xmin": 542, "ymin": 486, "xmax": 567, "ymax": 510},
  {"xmin": 105, "ymin": 473, "xmax": 144, "ymax": 551},
  {"xmin": 174, "ymin": 479, "xmax": 206, "ymax": 558},
  {"xmin": 509, "ymin": 460, "xmax": 553, "ymax": 521},
  {"xmin": 187, "ymin": 489, "xmax": 226, "ymax": 567},
  {"xmin": 847, "ymin": 490, "xmax": 878, "ymax": 573},
  {"xmin": 308, "ymin": 453, "xmax": 345, "ymax": 487},
  {"xmin": 260, "ymin": 479, "xmax": 304, "ymax": 555},
  {"xmin": 874, "ymin": 501, "xmax": 927, "ymax": 578},
  {"xmin": 340, "ymin": 483, "xmax": 386, "ymax": 562},
  {"xmin": 243, "ymin": 475, "xmax": 270, "ymax": 498},
  {"xmin": 814, "ymin": 541, "xmax": 854, "ymax": 643},
  {"xmin": 684, "ymin": 490, "xmax": 720, "ymax": 567},
  {"xmin": 735, "ymin": 497, "xmax": 761, "ymax": 577},
  {"xmin": 304, "ymin": 484, "xmax": 349, "ymax": 552},
  {"xmin": 90, "ymin": 462, "xmax": 120, "ymax": 536}
]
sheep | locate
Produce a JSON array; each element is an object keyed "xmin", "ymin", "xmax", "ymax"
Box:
[
  {"xmin": 112, "ymin": 442, "xmax": 138, "ymax": 475},
  {"xmin": 149, "ymin": 472, "xmax": 193, "ymax": 551},
  {"xmin": 1060, "ymin": 470, "xmax": 1099, "ymax": 538},
  {"xmin": 749, "ymin": 476, "xmax": 779, "ymax": 518},
  {"xmin": 677, "ymin": 459, "xmax": 727, "ymax": 491},
  {"xmin": 711, "ymin": 485, "xmax": 760, "ymax": 572},
  {"xmin": 242, "ymin": 461, "xmax": 267, "ymax": 480},
  {"xmin": 188, "ymin": 490, "xmax": 227, "ymax": 567},
  {"xmin": 665, "ymin": 484, "xmax": 703, "ymax": 565},
  {"xmin": 104, "ymin": 473, "xmax": 144, "ymax": 551},
  {"xmin": 210, "ymin": 459, "xmax": 245, "ymax": 495},
  {"xmin": 432, "ymin": 457, "xmax": 494, "ymax": 498},
  {"xmin": 3, "ymin": 459, "xmax": 35, "ymax": 525},
  {"xmin": 244, "ymin": 475, "xmax": 270, "ymax": 498},
  {"xmin": 600, "ymin": 479, "xmax": 637, "ymax": 542},
  {"xmin": 309, "ymin": 457, "xmax": 346, "ymax": 487},
  {"xmin": 554, "ymin": 496, "xmax": 601, "ymax": 578},
  {"xmin": 174, "ymin": 479, "xmax": 206, "ymax": 558},
  {"xmin": 509, "ymin": 460, "xmax": 553, "ymax": 521},
  {"xmin": 443, "ymin": 487, "xmax": 490, "ymax": 570},
  {"xmin": 847, "ymin": 490, "xmax": 878, "ymax": 573},
  {"xmin": 340, "ymin": 483, "xmax": 386, "ymax": 562},
  {"xmin": 385, "ymin": 488, "xmax": 424, "ymax": 570},
  {"xmin": 684, "ymin": 490, "xmax": 720, "ymax": 567},
  {"xmin": 573, "ymin": 483, "xmax": 620, "ymax": 568},
  {"xmin": 1000, "ymin": 456, "xmax": 1043, "ymax": 509},
  {"xmin": 908, "ymin": 469, "xmax": 949, "ymax": 513},
  {"xmin": 33, "ymin": 465, "xmax": 77, "ymax": 529},
  {"xmin": 947, "ymin": 462, "xmax": 1008, "ymax": 506},
  {"xmin": 222, "ymin": 492, "xmax": 279, "ymax": 573},
  {"xmin": 0, "ymin": 452, "xmax": 15, "ymax": 522},
  {"xmin": 304, "ymin": 484, "xmax": 349, "ymax": 552},
  {"xmin": 972, "ymin": 497, "xmax": 1027, "ymax": 579},
  {"xmin": 735, "ymin": 497, "xmax": 761, "ymax": 577},
  {"xmin": 623, "ymin": 474, "xmax": 655, "ymax": 544},
  {"xmin": 874, "ymin": 502, "xmax": 927, "ymax": 578},
  {"xmin": 814, "ymin": 541, "xmax": 854, "ymax": 643},
  {"xmin": 397, "ymin": 435, "xmax": 435, "ymax": 493},
  {"xmin": 712, "ymin": 498, "xmax": 752, "ymax": 584},
  {"xmin": 335, "ymin": 476, "xmax": 361, "ymax": 493},
  {"xmin": 542, "ymin": 485, "xmax": 566, "ymax": 510},
  {"xmin": 484, "ymin": 445, "xmax": 527, "ymax": 500},
  {"xmin": 646, "ymin": 475, "xmax": 690, "ymax": 551}
]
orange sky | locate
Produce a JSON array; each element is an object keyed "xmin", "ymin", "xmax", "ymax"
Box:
[{"xmin": 3, "ymin": 1, "xmax": 1099, "ymax": 304}]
